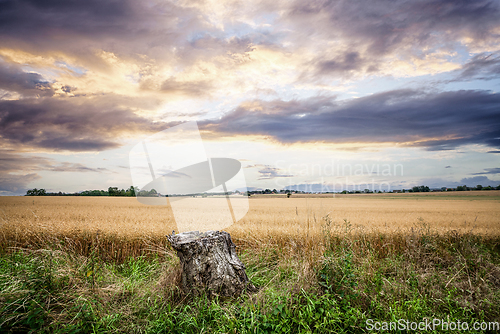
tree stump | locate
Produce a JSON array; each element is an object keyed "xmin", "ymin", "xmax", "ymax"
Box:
[{"xmin": 167, "ymin": 230, "xmax": 257, "ymax": 297}]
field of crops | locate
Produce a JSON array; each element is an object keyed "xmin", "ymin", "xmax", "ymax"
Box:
[{"xmin": 1, "ymin": 191, "xmax": 499, "ymax": 239}]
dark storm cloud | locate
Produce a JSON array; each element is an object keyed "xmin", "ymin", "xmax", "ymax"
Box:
[
  {"xmin": 0, "ymin": 98, "xmax": 167, "ymax": 151},
  {"xmin": 456, "ymin": 53, "xmax": 500, "ymax": 81},
  {"xmin": 314, "ymin": 52, "xmax": 366, "ymax": 77},
  {"xmin": 472, "ymin": 168, "xmax": 500, "ymax": 175},
  {"xmin": 283, "ymin": 0, "xmax": 500, "ymax": 77},
  {"xmin": 0, "ymin": 0, "xmax": 134, "ymax": 38},
  {"xmin": 0, "ymin": 0, "xmax": 209, "ymax": 68},
  {"xmin": 289, "ymin": 0, "xmax": 500, "ymax": 52},
  {"xmin": 0, "ymin": 59, "xmax": 53, "ymax": 96},
  {"xmin": 0, "ymin": 0, "xmax": 262, "ymax": 71},
  {"xmin": 200, "ymin": 89, "xmax": 500, "ymax": 150}
]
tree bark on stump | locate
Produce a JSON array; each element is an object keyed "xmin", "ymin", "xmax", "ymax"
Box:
[{"xmin": 167, "ymin": 230, "xmax": 256, "ymax": 297}]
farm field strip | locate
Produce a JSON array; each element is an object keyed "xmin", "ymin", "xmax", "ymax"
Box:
[{"xmin": 1, "ymin": 191, "xmax": 499, "ymax": 238}]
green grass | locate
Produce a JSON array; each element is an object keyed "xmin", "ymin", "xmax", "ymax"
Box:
[{"xmin": 1, "ymin": 220, "xmax": 500, "ymax": 333}]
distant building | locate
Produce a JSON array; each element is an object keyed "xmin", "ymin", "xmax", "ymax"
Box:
[{"xmin": 392, "ymin": 190, "xmax": 402, "ymax": 193}]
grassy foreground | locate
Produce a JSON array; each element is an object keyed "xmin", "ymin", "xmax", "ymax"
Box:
[{"xmin": 1, "ymin": 219, "xmax": 500, "ymax": 333}]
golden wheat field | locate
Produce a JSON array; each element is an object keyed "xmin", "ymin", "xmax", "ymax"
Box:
[{"xmin": 1, "ymin": 191, "xmax": 499, "ymax": 240}]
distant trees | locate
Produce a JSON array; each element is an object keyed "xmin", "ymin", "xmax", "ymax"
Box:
[
  {"xmin": 412, "ymin": 185, "xmax": 430, "ymax": 192},
  {"xmin": 80, "ymin": 190, "xmax": 108, "ymax": 196},
  {"xmin": 126, "ymin": 186, "xmax": 136, "ymax": 197},
  {"xmin": 109, "ymin": 187, "xmax": 139, "ymax": 197},
  {"xmin": 137, "ymin": 189, "xmax": 159, "ymax": 197},
  {"xmin": 23, "ymin": 184, "xmax": 500, "ymax": 197},
  {"xmin": 26, "ymin": 187, "xmax": 136, "ymax": 196},
  {"xmin": 26, "ymin": 188, "xmax": 46, "ymax": 196},
  {"xmin": 108, "ymin": 187, "xmax": 120, "ymax": 196}
]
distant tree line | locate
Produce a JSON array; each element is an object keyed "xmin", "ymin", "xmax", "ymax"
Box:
[
  {"xmin": 24, "ymin": 184, "xmax": 500, "ymax": 197},
  {"xmin": 108, "ymin": 186, "xmax": 136, "ymax": 197},
  {"xmin": 409, "ymin": 185, "xmax": 430, "ymax": 192},
  {"xmin": 455, "ymin": 184, "xmax": 499, "ymax": 191},
  {"xmin": 136, "ymin": 188, "xmax": 160, "ymax": 197},
  {"xmin": 405, "ymin": 184, "xmax": 500, "ymax": 192},
  {"xmin": 26, "ymin": 188, "xmax": 47, "ymax": 196},
  {"xmin": 26, "ymin": 186, "xmax": 136, "ymax": 197},
  {"xmin": 25, "ymin": 188, "xmax": 109, "ymax": 196},
  {"xmin": 247, "ymin": 189, "xmax": 300, "ymax": 195}
]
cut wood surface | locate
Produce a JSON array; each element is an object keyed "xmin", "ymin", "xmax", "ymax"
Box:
[{"xmin": 167, "ymin": 230, "xmax": 256, "ymax": 297}]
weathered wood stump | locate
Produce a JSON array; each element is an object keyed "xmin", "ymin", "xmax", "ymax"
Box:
[{"xmin": 167, "ymin": 230, "xmax": 256, "ymax": 297}]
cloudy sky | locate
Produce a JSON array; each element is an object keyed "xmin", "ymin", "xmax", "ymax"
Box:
[{"xmin": 1, "ymin": 0, "xmax": 500, "ymax": 195}]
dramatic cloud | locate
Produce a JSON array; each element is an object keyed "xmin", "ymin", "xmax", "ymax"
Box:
[
  {"xmin": 0, "ymin": 150, "xmax": 110, "ymax": 172},
  {"xmin": 0, "ymin": 0, "xmax": 197, "ymax": 59},
  {"xmin": 472, "ymin": 168, "xmax": 500, "ymax": 175},
  {"xmin": 255, "ymin": 165, "xmax": 294, "ymax": 180},
  {"xmin": 0, "ymin": 59, "xmax": 53, "ymax": 97},
  {"xmin": 456, "ymin": 53, "xmax": 500, "ymax": 81},
  {"xmin": 283, "ymin": 0, "xmax": 500, "ymax": 78},
  {"xmin": 413, "ymin": 176, "xmax": 500, "ymax": 189},
  {"xmin": 0, "ymin": 97, "xmax": 168, "ymax": 151},
  {"xmin": 201, "ymin": 89, "xmax": 500, "ymax": 150},
  {"xmin": 1, "ymin": 0, "xmax": 499, "ymax": 86},
  {"xmin": 459, "ymin": 176, "xmax": 500, "ymax": 187},
  {"xmin": 0, "ymin": 172, "xmax": 40, "ymax": 194},
  {"xmin": 0, "ymin": 150, "xmax": 112, "ymax": 194},
  {"xmin": 313, "ymin": 52, "xmax": 366, "ymax": 78}
]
